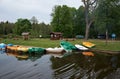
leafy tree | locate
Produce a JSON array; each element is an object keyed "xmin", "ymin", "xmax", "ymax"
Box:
[
  {"xmin": 30, "ymin": 16, "xmax": 38, "ymax": 24},
  {"xmin": 73, "ymin": 6, "xmax": 86, "ymax": 36},
  {"xmin": 51, "ymin": 5, "xmax": 61, "ymax": 32},
  {"xmin": 94, "ymin": 0, "xmax": 120, "ymax": 37},
  {"xmin": 13, "ymin": 18, "xmax": 31, "ymax": 35},
  {"xmin": 30, "ymin": 22, "xmax": 52, "ymax": 37},
  {"xmin": 69, "ymin": 7, "xmax": 77, "ymax": 36},
  {"xmin": 0, "ymin": 21, "xmax": 14, "ymax": 35},
  {"xmin": 51, "ymin": 5, "xmax": 73, "ymax": 37}
]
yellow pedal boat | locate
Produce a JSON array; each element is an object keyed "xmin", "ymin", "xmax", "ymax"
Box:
[{"xmin": 82, "ymin": 42, "xmax": 95, "ymax": 48}]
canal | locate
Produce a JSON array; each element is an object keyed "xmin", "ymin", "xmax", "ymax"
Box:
[{"xmin": 0, "ymin": 50, "xmax": 120, "ymax": 79}]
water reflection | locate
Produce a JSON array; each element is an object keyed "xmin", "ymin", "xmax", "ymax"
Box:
[
  {"xmin": 0, "ymin": 50, "xmax": 120, "ymax": 79},
  {"xmin": 50, "ymin": 52, "xmax": 120, "ymax": 79},
  {"xmin": 6, "ymin": 51, "xmax": 29, "ymax": 61},
  {"xmin": 0, "ymin": 49, "xmax": 6, "ymax": 54},
  {"xmin": 0, "ymin": 50, "xmax": 53, "ymax": 79},
  {"xmin": 6, "ymin": 50, "xmax": 43, "ymax": 61}
]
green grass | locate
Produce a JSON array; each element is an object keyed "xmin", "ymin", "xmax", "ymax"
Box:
[{"xmin": 2, "ymin": 38, "xmax": 120, "ymax": 51}]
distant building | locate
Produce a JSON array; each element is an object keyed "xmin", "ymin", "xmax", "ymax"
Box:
[
  {"xmin": 50, "ymin": 32, "xmax": 62, "ymax": 40},
  {"xmin": 22, "ymin": 32, "xmax": 30, "ymax": 40}
]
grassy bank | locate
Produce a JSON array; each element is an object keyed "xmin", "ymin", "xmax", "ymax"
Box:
[{"xmin": 1, "ymin": 38, "xmax": 120, "ymax": 51}]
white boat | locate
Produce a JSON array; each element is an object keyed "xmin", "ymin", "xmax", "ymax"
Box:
[
  {"xmin": 75, "ymin": 44, "xmax": 88, "ymax": 51},
  {"xmin": 46, "ymin": 47, "xmax": 64, "ymax": 54}
]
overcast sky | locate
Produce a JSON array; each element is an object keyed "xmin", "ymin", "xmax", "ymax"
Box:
[{"xmin": 0, "ymin": 0, "xmax": 83, "ymax": 24}]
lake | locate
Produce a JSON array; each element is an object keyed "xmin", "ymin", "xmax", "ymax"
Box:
[{"xmin": 0, "ymin": 50, "xmax": 120, "ymax": 79}]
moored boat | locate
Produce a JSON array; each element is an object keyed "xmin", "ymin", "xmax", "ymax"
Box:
[
  {"xmin": 6, "ymin": 45, "xmax": 19, "ymax": 52},
  {"xmin": 7, "ymin": 44, "xmax": 13, "ymax": 46},
  {"xmin": 46, "ymin": 47, "xmax": 64, "ymax": 54},
  {"xmin": 75, "ymin": 44, "xmax": 88, "ymax": 51},
  {"xmin": 0, "ymin": 43, "xmax": 6, "ymax": 50},
  {"xmin": 28, "ymin": 47, "xmax": 45, "ymax": 54},
  {"xmin": 82, "ymin": 42, "xmax": 95, "ymax": 48},
  {"xmin": 17, "ymin": 46, "xmax": 29, "ymax": 53},
  {"xmin": 60, "ymin": 41, "xmax": 77, "ymax": 52}
]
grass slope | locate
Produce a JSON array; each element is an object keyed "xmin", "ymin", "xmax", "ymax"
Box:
[{"xmin": 2, "ymin": 38, "xmax": 120, "ymax": 51}]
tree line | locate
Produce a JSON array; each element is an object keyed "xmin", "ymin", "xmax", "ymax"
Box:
[
  {"xmin": 0, "ymin": 17, "xmax": 52, "ymax": 38},
  {"xmin": 51, "ymin": 0, "xmax": 120, "ymax": 39},
  {"xmin": 0, "ymin": 0, "xmax": 119, "ymax": 39}
]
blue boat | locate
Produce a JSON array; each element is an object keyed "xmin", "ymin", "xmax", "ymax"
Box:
[
  {"xmin": 7, "ymin": 44, "xmax": 13, "ymax": 46},
  {"xmin": 0, "ymin": 43, "xmax": 6, "ymax": 50}
]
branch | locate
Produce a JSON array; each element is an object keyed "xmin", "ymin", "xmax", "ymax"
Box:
[
  {"xmin": 88, "ymin": 19, "xmax": 94, "ymax": 28},
  {"xmin": 90, "ymin": 0, "xmax": 97, "ymax": 5},
  {"xmin": 82, "ymin": 0, "xmax": 87, "ymax": 7}
]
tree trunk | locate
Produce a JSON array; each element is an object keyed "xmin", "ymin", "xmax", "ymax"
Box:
[
  {"xmin": 84, "ymin": 4, "xmax": 90, "ymax": 40},
  {"xmin": 82, "ymin": 0, "xmax": 97, "ymax": 40},
  {"xmin": 85, "ymin": 24, "xmax": 90, "ymax": 40}
]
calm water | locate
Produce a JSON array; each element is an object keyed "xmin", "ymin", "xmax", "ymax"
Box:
[{"xmin": 0, "ymin": 50, "xmax": 120, "ymax": 79}]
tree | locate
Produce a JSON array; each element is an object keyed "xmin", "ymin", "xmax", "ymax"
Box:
[
  {"xmin": 51, "ymin": 5, "xmax": 73, "ymax": 37},
  {"xmin": 73, "ymin": 6, "xmax": 86, "ymax": 36},
  {"xmin": 13, "ymin": 18, "xmax": 31, "ymax": 35},
  {"xmin": 94, "ymin": 0, "xmax": 120, "ymax": 37},
  {"xmin": 30, "ymin": 22, "xmax": 52, "ymax": 37},
  {"xmin": 30, "ymin": 16, "xmax": 38, "ymax": 24},
  {"xmin": 0, "ymin": 21, "xmax": 14, "ymax": 35},
  {"xmin": 82, "ymin": 0, "xmax": 97, "ymax": 40},
  {"xmin": 51, "ymin": 5, "xmax": 62, "ymax": 32}
]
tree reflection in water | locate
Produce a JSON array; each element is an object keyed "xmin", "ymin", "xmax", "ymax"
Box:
[{"xmin": 50, "ymin": 52, "xmax": 120, "ymax": 79}]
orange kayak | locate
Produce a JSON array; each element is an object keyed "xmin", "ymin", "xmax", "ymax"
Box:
[{"xmin": 7, "ymin": 45, "xmax": 19, "ymax": 51}]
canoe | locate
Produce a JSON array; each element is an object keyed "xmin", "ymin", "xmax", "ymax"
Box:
[
  {"xmin": 46, "ymin": 47, "xmax": 64, "ymax": 54},
  {"xmin": 82, "ymin": 42, "xmax": 95, "ymax": 48},
  {"xmin": 17, "ymin": 46, "xmax": 29, "ymax": 52},
  {"xmin": 28, "ymin": 47, "xmax": 45, "ymax": 54},
  {"xmin": 6, "ymin": 45, "xmax": 19, "ymax": 51},
  {"xmin": 60, "ymin": 41, "xmax": 77, "ymax": 52},
  {"xmin": 75, "ymin": 44, "xmax": 88, "ymax": 51}
]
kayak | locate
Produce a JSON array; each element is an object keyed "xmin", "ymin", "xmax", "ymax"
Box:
[
  {"xmin": 82, "ymin": 42, "xmax": 95, "ymax": 48},
  {"xmin": 17, "ymin": 46, "xmax": 29, "ymax": 52},
  {"xmin": 60, "ymin": 41, "xmax": 77, "ymax": 52},
  {"xmin": 28, "ymin": 47, "xmax": 45, "ymax": 54},
  {"xmin": 6, "ymin": 45, "xmax": 19, "ymax": 52},
  {"xmin": 75, "ymin": 44, "xmax": 88, "ymax": 51},
  {"xmin": 46, "ymin": 47, "xmax": 64, "ymax": 54}
]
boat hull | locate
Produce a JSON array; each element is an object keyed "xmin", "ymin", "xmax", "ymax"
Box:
[
  {"xmin": 75, "ymin": 44, "xmax": 88, "ymax": 51},
  {"xmin": 46, "ymin": 47, "xmax": 64, "ymax": 54},
  {"xmin": 82, "ymin": 42, "xmax": 95, "ymax": 48}
]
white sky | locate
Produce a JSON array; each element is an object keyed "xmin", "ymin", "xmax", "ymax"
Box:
[{"xmin": 0, "ymin": 0, "xmax": 83, "ymax": 24}]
